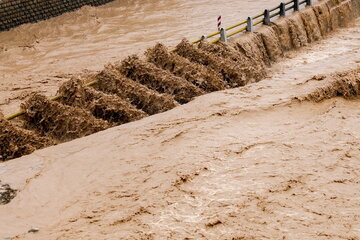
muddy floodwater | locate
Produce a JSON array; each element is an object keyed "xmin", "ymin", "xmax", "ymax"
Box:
[
  {"xmin": 0, "ymin": 0, "xmax": 360, "ymax": 238},
  {"xmin": 0, "ymin": 0, "xmax": 283, "ymax": 78}
]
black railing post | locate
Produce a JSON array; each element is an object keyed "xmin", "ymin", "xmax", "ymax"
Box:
[
  {"xmin": 246, "ymin": 17, "xmax": 253, "ymax": 32},
  {"xmin": 280, "ymin": 2, "xmax": 286, "ymax": 16},
  {"xmin": 219, "ymin": 28, "xmax": 228, "ymax": 42},
  {"xmin": 263, "ymin": 9, "xmax": 271, "ymax": 25},
  {"xmin": 306, "ymin": 0, "xmax": 312, "ymax": 6},
  {"xmin": 294, "ymin": 0, "xmax": 300, "ymax": 11}
]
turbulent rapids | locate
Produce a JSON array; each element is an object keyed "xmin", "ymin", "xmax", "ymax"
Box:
[{"xmin": 0, "ymin": 0, "xmax": 359, "ymax": 161}]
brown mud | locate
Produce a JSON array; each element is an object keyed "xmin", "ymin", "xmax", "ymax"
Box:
[
  {"xmin": 0, "ymin": 181, "xmax": 17, "ymax": 205},
  {"xmin": 329, "ymin": 0, "xmax": 353, "ymax": 29},
  {"xmin": 231, "ymin": 32, "xmax": 271, "ymax": 70},
  {"xmin": 300, "ymin": 7, "xmax": 322, "ymax": 42},
  {"xmin": 0, "ymin": 118, "xmax": 53, "ymax": 161},
  {"xmin": 286, "ymin": 13, "xmax": 309, "ymax": 48},
  {"xmin": 118, "ymin": 55, "xmax": 204, "ymax": 104},
  {"xmin": 57, "ymin": 78, "xmax": 147, "ymax": 125},
  {"xmin": 298, "ymin": 66, "xmax": 360, "ymax": 102},
  {"xmin": 199, "ymin": 40, "xmax": 267, "ymax": 82},
  {"xmin": 21, "ymin": 94, "xmax": 109, "ymax": 142},
  {"xmin": 271, "ymin": 18, "xmax": 294, "ymax": 51},
  {"xmin": 175, "ymin": 39, "xmax": 248, "ymax": 87},
  {"xmin": 351, "ymin": 0, "xmax": 360, "ymax": 17},
  {"xmin": 145, "ymin": 43, "xmax": 226, "ymax": 92},
  {"xmin": 313, "ymin": 1, "xmax": 332, "ymax": 36},
  {"xmin": 257, "ymin": 26, "xmax": 284, "ymax": 61},
  {"xmin": 92, "ymin": 67, "xmax": 178, "ymax": 115}
]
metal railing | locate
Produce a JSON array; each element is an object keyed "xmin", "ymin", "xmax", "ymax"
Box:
[{"xmin": 191, "ymin": 0, "xmax": 313, "ymax": 44}]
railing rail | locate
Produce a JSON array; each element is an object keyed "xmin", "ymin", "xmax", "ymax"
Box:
[{"xmin": 191, "ymin": 0, "xmax": 313, "ymax": 44}]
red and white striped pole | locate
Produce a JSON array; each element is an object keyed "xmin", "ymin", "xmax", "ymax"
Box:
[
  {"xmin": 217, "ymin": 15, "xmax": 227, "ymax": 42},
  {"xmin": 217, "ymin": 15, "xmax": 222, "ymax": 30}
]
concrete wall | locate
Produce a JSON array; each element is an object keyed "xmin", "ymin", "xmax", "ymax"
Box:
[{"xmin": 0, "ymin": 0, "xmax": 115, "ymax": 31}]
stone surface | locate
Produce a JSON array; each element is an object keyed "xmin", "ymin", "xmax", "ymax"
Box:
[{"xmin": 0, "ymin": 0, "xmax": 114, "ymax": 31}]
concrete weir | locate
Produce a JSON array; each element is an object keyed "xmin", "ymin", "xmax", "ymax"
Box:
[{"xmin": 0, "ymin": 0, "xmax": 115, "ymax": 31}]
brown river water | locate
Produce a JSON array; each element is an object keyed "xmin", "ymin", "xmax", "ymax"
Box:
[
  {"xmin": 0, "ymin": 0, "xmax": 296, "ymax": 115},
  {"xmin": 0, "ymin": 0, "xmax": 359, "ymax": 238},
  {"xmin": 0, "ymin": 0, "xmax": 284, "ymax": 76}
]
